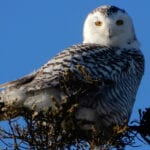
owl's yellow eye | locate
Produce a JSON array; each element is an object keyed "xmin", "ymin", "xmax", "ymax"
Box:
[
  {"xmin": 116, "ymin": 20, "xmax": 124, "ymax": 26},
  {"xmin": 95, "ymin": 21, "xmax": 103, "ymax": 26}
]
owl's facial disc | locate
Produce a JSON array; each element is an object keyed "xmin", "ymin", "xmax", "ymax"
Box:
[{"xmin": 83, "ymin": 5, "xmax": 140, "ymax": 49}]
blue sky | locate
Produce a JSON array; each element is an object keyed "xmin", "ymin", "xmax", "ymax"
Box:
[{"xmin": 0, "ymin": 0, "xmax": 149, "ymax": 149}]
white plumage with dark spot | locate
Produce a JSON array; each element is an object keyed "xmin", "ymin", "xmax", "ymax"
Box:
[{"xmin": 0, "ymin": 5, "xmax": 144, "ymax": 133}]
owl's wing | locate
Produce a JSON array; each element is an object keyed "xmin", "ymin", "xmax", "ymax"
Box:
[
  {"xmin": 0, "ymin": 44, "xmax": 144, "ymax": 92},
  {"xmin": 22, "ymin": 44, "xmax": 144, "ymax": 92}
]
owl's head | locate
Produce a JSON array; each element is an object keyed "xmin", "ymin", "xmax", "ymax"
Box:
[{"xmin": 83, "ymin": 5, "xmax": 140, "ymax": 48}]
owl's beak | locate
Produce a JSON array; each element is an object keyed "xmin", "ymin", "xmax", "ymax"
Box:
[
  {"xmin": 105, "ymin": 28, "xmax": 113, "ymax": 39},
  {"xmin": 108, "ymin": 29, "xmax": 113, "ymax": 39}
]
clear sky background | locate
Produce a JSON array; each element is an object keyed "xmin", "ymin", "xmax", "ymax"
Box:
[{"xmin": 0, "ymin": 1, "xmax": 149, "ymax": 149}]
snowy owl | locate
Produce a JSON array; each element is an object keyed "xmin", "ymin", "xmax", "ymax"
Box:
[{"xmin": 0, "ymin": 5, "xmax": 144, "ymax": 133}]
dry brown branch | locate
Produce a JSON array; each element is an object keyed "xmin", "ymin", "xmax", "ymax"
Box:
[{"xmin": 0, "ymin": 69, "xmax": 149, "ymax": 149}]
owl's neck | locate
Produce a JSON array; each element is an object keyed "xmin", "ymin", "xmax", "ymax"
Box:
[{"xmin": 83, "ymin": 36, "xmax": 140, "ymax": 49}]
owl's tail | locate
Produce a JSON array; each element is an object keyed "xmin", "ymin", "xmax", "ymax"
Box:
[
  {"xmin": 0, "ymin": 86, "xmax": 27, "ymax": 120},
  {"xmin": 0, "ymin": 73, "xmax": 36, "ymax": 120},
  {"xmin": 0, "ymin": 88, "xmax": 63, "ymax": 120}
]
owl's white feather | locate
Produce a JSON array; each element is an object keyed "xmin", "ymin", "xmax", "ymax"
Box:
[{"xmin": 83, "ymin": 5, "xmax": 140, "ymax": 49}]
